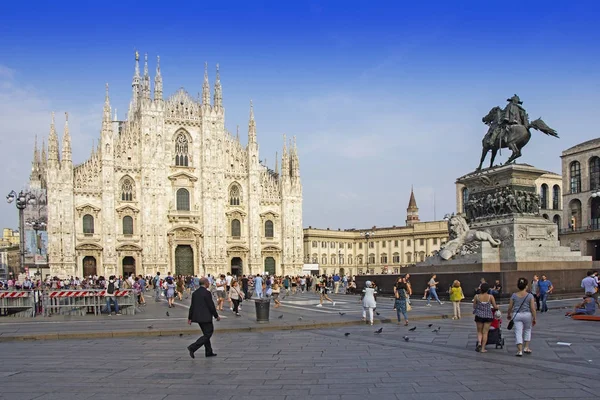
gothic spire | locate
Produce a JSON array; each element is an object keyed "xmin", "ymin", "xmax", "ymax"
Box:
[
  {"xmin": 41, "ymin": 139, "xmax": 47, "ymax": 166},
  {"xmin": 275, "ymin": 151, "xmax": 279, "ymax": 175},
  {"xmin": 48, "ymin": 112, "xmax": 59, "ymax": 164},
  {"xmin": 132, "ymin": 50, "xmax": 141, "ymax": 102},
  {"xmin": 236, "ymin": 125, "xmax": 240, "ymax": 141},
  {"xmin": 154, "ymin": 55, "xmax": 163, "ymax": 100},
  {"xmin": 102, "ymin": 83, "xmax": 113, "ymax": 139},
  {"xmin": 142, "ymin": 53, "xmax": 150, "ymax": 99},
  {"xmin": 213, "ymin": 63, "xmax": 222, "ymax": 109},
  {"xmin": 103, "ymin": 83, "xmax": 111, "ymax": 123},
  {"xmin": 281, "ymin": 134, "xmax": 289, "ymax": 176},
  {"xmin": 291, "ymin": 136, "xmax": 300, "ymax": 178},
  {"xmin": 62, "ymin": 112, "xmax": 72, "ymax": 163},
  {"xmin": 248, "ymin": 100, "xmax": 256, "ymax": 143},
  {"xmin": 33, "ymin": 135, "xmax": 40, "ymax": 166},
  {"xmin": 202, "ymin": 62, "xmax": 211, "ymax": 107}
]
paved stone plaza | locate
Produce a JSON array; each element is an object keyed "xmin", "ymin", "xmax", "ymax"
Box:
[{"xmin": 1, "ymin": 294, "xmax": 599, "ymax": 399}]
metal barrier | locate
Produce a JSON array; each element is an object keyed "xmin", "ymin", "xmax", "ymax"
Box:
[
  {"xmin": 42, "ymin": 290, "xmax": 136, "ymax": 317},
  {"xmin": 0, "ymin": 289, "xmax": 137, "ymax": 317},
  {"xmin": 0, "ymin": 291, "xmax": 35, "ymax": 317}
]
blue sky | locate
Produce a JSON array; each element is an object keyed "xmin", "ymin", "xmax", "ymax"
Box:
[{"xmin": 1, "ymin": 1, "xmax": 600, "ymax": 230}]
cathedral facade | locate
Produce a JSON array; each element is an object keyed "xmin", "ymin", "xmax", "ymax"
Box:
[{"xmin": 36, "ymin": 53, "xmax": 303, "ymax": 279}]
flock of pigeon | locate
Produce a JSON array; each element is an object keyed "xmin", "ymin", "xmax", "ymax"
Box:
[
  {"xmin": 342, "ymin": 323, "xmax": 442, "ymax": 342},
  {"xmin": 147, "ymin": 310, "xmax": 442, "ymax": 343}
]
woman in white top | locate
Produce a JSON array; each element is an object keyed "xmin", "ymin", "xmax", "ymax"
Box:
[{"xmin": 361, "ymin": 281, "xmax": 377, "ymax": 325}]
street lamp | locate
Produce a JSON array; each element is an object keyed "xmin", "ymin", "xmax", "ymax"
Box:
[
  {"xmin": 361, "ymin": 230, "xmax": 374, "ymax": 272},
  {"xmin": 6, "ymin": 190, "xmax": 37, "ymax": 276},
  {"xmin": 25, "ymin": 218, "xmax": 46, "ymax": 280}
]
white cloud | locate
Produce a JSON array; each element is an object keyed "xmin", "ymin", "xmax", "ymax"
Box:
[{"xmin": 0, "ymin": 65, "xmax": 101, "ymax": 229}]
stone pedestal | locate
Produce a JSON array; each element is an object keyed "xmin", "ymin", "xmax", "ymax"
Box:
[{"xmin": 421, "ymin": 164, "xmax": 591, "ymax": 272}]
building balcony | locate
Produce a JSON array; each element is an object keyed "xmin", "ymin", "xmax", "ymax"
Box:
[
  {"xmin": 167, "ymin": 210, "xmax": 200, "ymax": 223},
  {"xmin": 560, "ymin": 221, "xmax": 600, "ymax": 235}
]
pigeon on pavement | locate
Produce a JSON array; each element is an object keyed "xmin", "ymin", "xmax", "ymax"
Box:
[
  {"xmin": 403, "ymin": 336, "xmax": 410, "ymax": 341},
  {"xmin": 147, "ymin": 326, "xmax": 153, "ymax": 329},
  {"xmin": 374, "ymin": 327, "xmax": 383, "ymax": 334},
  {"xmin": 428, "ymin": 324, "xmax": 433, "ymax": 327},
  {"xmin": 344, "ymin": 332, "xmax": 351, "ymax": 337},
  {"xmin": 278, "ymin": 315, "xmax": 283, "ymax": 319},
  {"xmin": 339, "ymin": 312, "xmax": 346, "ymax": 316},
  {"xmin": 409, "ymin": 326, "xmax": 417, "ymax": 331},
  {"xmin": 166, "ymin": 311, "xmax": 170, "ymax": 317},
  {"xmin": 376, "ymin": 312, "xmax": 381, "ymax": 316}
]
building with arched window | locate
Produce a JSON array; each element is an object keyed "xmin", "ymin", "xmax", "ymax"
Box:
[
  {"xmin": 560, "ymin": 138, "xmax": 600, "ymax": 260},
  {"xmin": 38, "ymin": 53, "xmax": 303, "ymax": 279},
  {"xmin": 303, "ymin": 190, "xmax": 449, "ymax": 276}
]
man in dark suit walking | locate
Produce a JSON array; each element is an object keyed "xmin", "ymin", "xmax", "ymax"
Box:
[{"xmin": 187, "ymin": 277, "xmax": 220, "ymax": 358}]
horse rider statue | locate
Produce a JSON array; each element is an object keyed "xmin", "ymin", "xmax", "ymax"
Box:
[{"xmin": 477, "ymin": 94, "xmax": 558, "ymax": 171}]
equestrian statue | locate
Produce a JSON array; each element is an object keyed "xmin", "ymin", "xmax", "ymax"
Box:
[{"xmin": 476, "ymin": 95, "xmax": 558, "ymax": 171}]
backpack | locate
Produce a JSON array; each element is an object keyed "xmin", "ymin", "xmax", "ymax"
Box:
[{"xmin": 107, "ymin": 281, "xmax": 115, "ymax": 294}]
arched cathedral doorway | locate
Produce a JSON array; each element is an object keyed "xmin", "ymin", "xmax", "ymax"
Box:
[
  {"xmin": 175, "ymin": 245, "xmax": 194, "ymax": 276},
  {"xmin": 231, "ymin": 257, "xmax": 243, "ymax": 277},
  {"xmin": 122, "ymin": 256, "xmax": 136, "ymax": 277},
  {"xmin": 264, "ymin": 257, "xmax": 276, "ymax": 276},
  {"xmin": 83, "ymin": 256, "xmax": 97, "ymax": 278}
]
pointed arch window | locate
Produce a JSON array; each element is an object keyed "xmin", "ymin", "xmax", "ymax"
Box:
[
  {"xmin": 122, "ymin": 216, "xmax": 133, "ymax": 235},
  {"xmin": 264, "ymin": 220, "xmax": 274, "ymax": 238},
  {"xmin": 229, "ymin": 184, "xmax": 241, "ymax": 206},
  {"xmin": 83, "ymin": 214, "xmax": 94, "ymax": 235},
  {"xmin": 121, "ymin": 177, "xmax": 134, "ymax": 201},
  {"xmin": 231, "ymin": 219, "xmax": 241, "ymax": 238},
  {"xmin": 175, "ymin": 133, "xmax": 189, "ymax": 166},
  {"xmin": 176, "ymin": 188, "xmax": 190, "ymax": 211}
]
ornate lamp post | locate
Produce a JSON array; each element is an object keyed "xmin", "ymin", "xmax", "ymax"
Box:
[
  {"xmin": 361, "ymin": 230, "xmax": 374, "ymax": 273},
  {"xmin": 6, "ymin": 190, "xmax": 37, "ymax": 275},
  {"xmin": 25, "ymin": 218, "xmax": 46, "ymax": 280}
]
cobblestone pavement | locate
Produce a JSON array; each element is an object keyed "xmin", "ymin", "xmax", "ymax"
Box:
[
  {"xmin": 0, "ymin": 291, "xmax": 583, "ymax": 339},
  {"xmin": 1, "ymin": 306, "xmax": 599, "ymax": 400}
]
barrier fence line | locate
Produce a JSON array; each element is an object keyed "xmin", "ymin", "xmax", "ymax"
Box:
[{"xmin": 0, "ymin": 289, "xmax": 136, "ymax": 317}]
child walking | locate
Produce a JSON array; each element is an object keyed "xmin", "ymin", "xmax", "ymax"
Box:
[{"xmin": 449, "ymin": 280, "xmax": 465, "ymax": 320}]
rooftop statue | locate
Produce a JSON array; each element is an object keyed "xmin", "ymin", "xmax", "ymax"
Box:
[{"xmin": 476, "ymin": 95, "xmax": 559, "ymax": 171}]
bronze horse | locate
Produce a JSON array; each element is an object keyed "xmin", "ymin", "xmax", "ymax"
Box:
[{"xmin": 476, "ymin": 106, "xmax": 559, "ymax": 171}]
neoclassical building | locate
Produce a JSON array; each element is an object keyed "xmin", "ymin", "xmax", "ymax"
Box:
[
  {"xmin": 560, "ymin": 138, "xmax": 600, "ymax": 259},
  {"xmin": 303, "ymin": 190, "xmax": 449, "ymax": 276},
  {"xmin": 36, "ymin": 53, "xmax": 303, "ymax": 279}
]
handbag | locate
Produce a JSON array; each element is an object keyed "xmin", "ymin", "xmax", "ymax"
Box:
[{"xmin": 507, "ymin": 294, "xmax": 530, "ymax": 330}]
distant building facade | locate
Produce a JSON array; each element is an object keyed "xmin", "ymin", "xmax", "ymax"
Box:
[
  {"xmin": 559, "ymin": 138, "xmax": 600, "ymax": 260},
  {"xmin": 303, "ymin": 190, "xmax": 448, "ymax": 275},
  {"xmin": 1, "ymin": 228, "xmax": 20, "ymax": 247}
]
